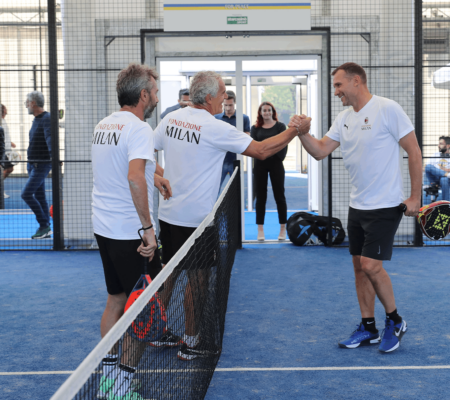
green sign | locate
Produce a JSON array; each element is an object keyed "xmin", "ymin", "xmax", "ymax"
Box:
[{"xmin": 227, "ymin": 16, "xmax": 248, "ymax": 25}]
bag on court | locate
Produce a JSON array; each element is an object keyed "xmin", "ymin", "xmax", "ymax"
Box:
[{"xmin": 287, "ymin": 212, "xmax": 345, "ymax": 246}]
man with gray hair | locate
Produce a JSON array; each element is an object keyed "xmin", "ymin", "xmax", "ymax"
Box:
[
  {"xmin": 92, "ymin": 63, "xmax": 171, "ymax": 400},
  {"xmin": 22, "ymin": 91, "xmax": 53, "ymax": 239},
  {"xmin": 152, "ymin": 70, "xmax": 311, "ymax": 361}
]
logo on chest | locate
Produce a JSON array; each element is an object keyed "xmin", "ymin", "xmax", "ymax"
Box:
[{"xmin": 361, "ymin": 116, "xmax": 371, "ymax": 131}]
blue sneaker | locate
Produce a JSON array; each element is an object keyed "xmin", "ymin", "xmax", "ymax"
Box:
[
  {"xmin": 338, "ymin": 323, "xmax": 381, "ymax": 349},
  {"xmin": 97, "ymin": 376, "xmax": 114, "ymax": 399},
  {"xmin": 379, "ymin": 319, "xmax": 407, "ymax": 353}
]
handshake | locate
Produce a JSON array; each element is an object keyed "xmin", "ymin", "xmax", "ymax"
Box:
[{"xmin": 288, "ymin": 114, "xmax": 312, "ymax": 136}]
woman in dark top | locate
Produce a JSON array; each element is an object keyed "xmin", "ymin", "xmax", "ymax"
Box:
[{"xmin": 251, "ymin": 101, "xmax": 288, "ymax": 241}]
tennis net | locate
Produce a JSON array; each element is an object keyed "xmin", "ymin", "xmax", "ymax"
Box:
[{"xmin": 51, "ymin": 166, "xmax": 242, "ymax": 400}]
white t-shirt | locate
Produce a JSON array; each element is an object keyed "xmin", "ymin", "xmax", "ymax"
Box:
[
  {"xmin": 430, "ymin": 151, "xmax": 450, "ymax": 170},
  {"xmin": 154, "ymin": 107, "xmax": 253, "ymax": 227},
  {"xmin": 326, "ymin": 95, "xmax": 414, "ymax": 210},
  {"xmin": 92, "ymin": 111, "xmax": 156, "ymax": 239},
  {"xmin": 2, "ymin": 119, "xmax": 11, "ymax": 152}
]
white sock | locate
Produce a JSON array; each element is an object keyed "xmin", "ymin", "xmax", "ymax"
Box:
[
  {"xmin": 102, "ymin": 354, "xmax": 118, "ymax": 381},
  {"xmin": 183, "ymin": 334, "xmax": 199, "ymax": 348},
  {"xmin": 111, "ymin": 364, "xmax": 136, "ymax": 397}
]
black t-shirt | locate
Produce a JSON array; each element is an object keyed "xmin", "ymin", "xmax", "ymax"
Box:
[{"xmin": 250, "ymin": 121, "xmax": 287, "ymax": 161}]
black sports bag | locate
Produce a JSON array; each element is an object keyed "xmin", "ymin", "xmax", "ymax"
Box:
[{"xmin": 287, "ymin": 212, "xmax": 346, "ymax": 246}]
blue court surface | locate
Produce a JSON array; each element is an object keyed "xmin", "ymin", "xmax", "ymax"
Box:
[{"xmin": 1, "ymin": 246, "xmax": 449, "ymax": 399}]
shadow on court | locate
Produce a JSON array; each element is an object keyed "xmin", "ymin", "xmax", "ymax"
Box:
[{"xmin": 0, "ymin": 247, "xmax": 449, "ymax": 399}]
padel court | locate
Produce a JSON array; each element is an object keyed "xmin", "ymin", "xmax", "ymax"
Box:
[
  {"xmin": 2, "ymin": 1, "xmax": 450, "ymax": 400},
  {"xmin": 1, "ymin": 245, "xmax": 449, "ymax": 400}
]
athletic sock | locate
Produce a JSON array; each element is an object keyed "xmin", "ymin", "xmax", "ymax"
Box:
[
  {"xmin": 386, "ymin": 309, "xmax": 402, "ymax": 325},
  {"xmin": 362, "ymin": 318, "xmax": 377, "ymax": 333},
  {"xmin": 183, "ymin": 333, "xmax": 200, "ymax": 348},
  {"xmin": 102, "ymin": 354, "xmax": 119, "ymax": 380},
  {"xmin": 111, "ymin": 363, "xmax": 136, "ymax": 397}
]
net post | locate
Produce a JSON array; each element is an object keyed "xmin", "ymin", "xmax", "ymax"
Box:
[
  {"xmin": 414, "ymin": 0, "xmax": 424, "ymax": 247},
  {"xmin": 234, "ymin": 159, "xmax": 243, "ymax": 249},
  {"xmin": 48, "ymin": 0, "xmax": 63, "ymax": 250}
]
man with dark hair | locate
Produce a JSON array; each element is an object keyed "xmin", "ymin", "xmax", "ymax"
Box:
[
  {"xmin": 214, "ymin": 90, "xmax": 251, "ymax": 186},
  {"xmin": 160, "ymin": 88, "xmax": 190, "ymax": 119},
  {"xmin": 92, "ymin": 63, "xmax": 171, "ymax": 400},
  {"xmin": 22, "ymin": 91, "xmax": 53, "ymax": 239},
  {"xmin": 290, "ymin": 62, "xmax": 422, "ymax": 353},
  {"xmin": 424, "ymin": 135, "xmax": 450, "ymax": 201}
]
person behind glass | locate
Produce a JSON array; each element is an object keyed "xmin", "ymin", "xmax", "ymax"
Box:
[
  {"xmin": 160, "ymin": 88, "xmax": 190, "ymax": 119},
  {"xmin": 214, "ymin": 90, "xmax": 251, "ymax": 187},
  {"xmin": 22, "ymin": 91, "xmax": 53, "ymax": 239},
  {"xmin": 251, "ymin": 102, "xmax": 288, "ymax": 241},
  {"xmin": 424, "ymin": 136, "xmax": 450, "ymax": 201}
]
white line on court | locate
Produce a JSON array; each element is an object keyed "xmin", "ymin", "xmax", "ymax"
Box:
[{"xmin": 2, "ymin": 366, "xmax": 450, "ymax": 376}]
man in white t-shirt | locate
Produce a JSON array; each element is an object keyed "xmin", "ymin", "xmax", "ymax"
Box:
[
  {"xmin": 92, "ymin": 63, "xmax": 171, "ymax": 400},
  {"xmin": 150, "ymin": 70, "xmax": 311, "ymax": 361},
  {"xmin": 290, "ymin": 62, "xmax": 422, "ymax": 354},
  {"xmin": 424, "ymin": 136, "xmax": 450, "ymax": 201}
]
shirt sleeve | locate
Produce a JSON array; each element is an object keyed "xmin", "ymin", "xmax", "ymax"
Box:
[
  {"xmin": 244, "ymin": 115, "xmax": 251, "ymax": 132},
  {"xmin": 128, "ymin": 124, "xmax": 155, "ymax": 164},
  {"xmin": 213, "ymin": 120, "xmax": 253, "ymax": 154},
  {"xmin": 43, "ymin": 114, "xmax": 52, "ymax": 154},
  {"xmin": 325, "ymin": 113, "xmax": 343, "ymax": 143},
  {"xmin": 385, "ymin": 101, "xmax": 415, "ymax": 141}
]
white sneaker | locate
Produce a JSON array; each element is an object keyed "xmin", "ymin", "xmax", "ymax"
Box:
[{"xmin": 4, "ymin": 193, "xmax": 10, "ymax": 199}]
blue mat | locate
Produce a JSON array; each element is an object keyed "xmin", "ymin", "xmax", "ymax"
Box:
[{"xmin": 1, "ymin": 247, "xmax": 450, "ymax": 399}]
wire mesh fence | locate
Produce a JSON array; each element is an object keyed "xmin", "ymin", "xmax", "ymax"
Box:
[{"xmin": 0, "ymin": 0, "xmax": 449, "ymax": 249}]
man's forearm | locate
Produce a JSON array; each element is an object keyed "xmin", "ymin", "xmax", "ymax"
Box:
[
  {"xmin": 408, "ymin": 149, "xmax": 423, "ymax": 200},
  {"xmin": 129, "ymin": 175, "xmax": 152, "ymax": 227},
  {"xmin": 298, "ymin": 133, "xmax": 327, "ymax": 160},
  {"xmin": 155, "ymin": 161, "xmax": 164, "ymax": 176},
  {"xmin": 257, "ymin": 128, "xmax": 298, "ymax": 159}
]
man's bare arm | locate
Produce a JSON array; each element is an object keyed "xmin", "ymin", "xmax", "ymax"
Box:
[
  {"xmin": 399, "ymin": 131, "xmax": 422, "ymax": 217},
  {"xmin": 242, "ymin": 118, "xmax": 311, "ymax": 160},
  {"xmin": 155, "ymin": 161, "xmax": 164, "ymax": 176},
  {"xmin": 288, "ymin": 115, "xmax": 339, "ymax": 160},
  {"xmin": 128, "ymin": 159, "xmax": 157, "ymax": 258}
]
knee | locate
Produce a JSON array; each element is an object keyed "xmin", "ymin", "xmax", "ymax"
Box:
[
  {"xmin": 425, "ymin": 164, "xmax": 432, "ymax": 173},
  {"xmin": 360, "ymin": 258, "xmax": 382, "ymax": 275}
]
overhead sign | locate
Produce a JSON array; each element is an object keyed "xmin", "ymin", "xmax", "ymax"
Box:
[{"xmin": 163, "ymin": 1, "xmax": 311, "ymax": 32}]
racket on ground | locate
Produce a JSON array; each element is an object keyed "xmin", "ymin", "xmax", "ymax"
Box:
[{"xmin": 124, "ymin": 228, "xmax": 167, "ymax": 342}]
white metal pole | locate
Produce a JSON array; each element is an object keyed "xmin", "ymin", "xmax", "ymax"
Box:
[{"xmin": 235, "ymin": 60, "xmax": 245, "ymax": 241}]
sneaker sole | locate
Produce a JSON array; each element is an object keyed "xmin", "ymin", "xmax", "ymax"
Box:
[
  {"xmin": 148, "ymin": 340, "xmax": 181, "ymax": 348},
  {"xmin": 32, "ymin": 230, "xmax": 53, "ymax": 239},
  {"xmin": 379, "ymin": 321, "xmax": 408, "ymax": 353},
  {"xmin": 339, "ymin": 336, "xmax": 381, "ymax": 349}
]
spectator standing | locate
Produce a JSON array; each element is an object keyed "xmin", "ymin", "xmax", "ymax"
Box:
[
  {"xmin": 251, "ymin": 102, "xmax": 288, "ymax": 241},
  {"xmin": 160, "ymin": 88, "xmax": 190, "ymax": 119},
  {"xmin": 21, "ymin": 92, "xmax": 53, "ymax": 239},
  {"xmin": 214, "ymin": 90, "xmax": 251, "ymax": 186}
]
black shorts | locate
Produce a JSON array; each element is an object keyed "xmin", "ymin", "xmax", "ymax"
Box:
[
  {"xmin": 95, "ymin": 233, "xmax": 162, "ymax": 297},
  {"xmin": 159, "ymin": 219, "xmax": 217, "ymax": 269},
  {"xmin": 348, "ymin": 206, "xmax": 403, "ymax": 261}
]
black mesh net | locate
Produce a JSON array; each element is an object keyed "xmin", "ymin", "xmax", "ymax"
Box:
[
  {"xmin": 51, "ymin": 169, "xmax": 241, "ymax": 400},
  {"xmin": 2, "ymin": 1, "xmax": 450, "ymax": 249}
]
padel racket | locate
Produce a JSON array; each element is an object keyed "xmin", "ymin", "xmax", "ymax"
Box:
[
  {"xmin": 124, "ymin": 228, "xmax": 167, "ymax": 342},
  {"xmin": 416, "ymin": 201, "xmax": 450, "ymax": 241}
]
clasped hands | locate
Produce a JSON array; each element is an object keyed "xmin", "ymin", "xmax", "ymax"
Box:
[{"xmin": 288, "ymin": 114, "xmax": 312, "ymax": 136}]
